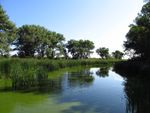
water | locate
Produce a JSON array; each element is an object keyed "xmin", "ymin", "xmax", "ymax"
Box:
[{"xmin": 0, "ymin": 66, "xmax": 149, "ymax": 113}]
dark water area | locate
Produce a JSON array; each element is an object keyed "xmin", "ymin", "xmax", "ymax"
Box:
[{"xmin": 0, "ymin": 66, "xmax": 150, "ymax": 113}]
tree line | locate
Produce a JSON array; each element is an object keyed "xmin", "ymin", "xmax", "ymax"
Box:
[{"xmin": 0, "ymin": 5, "xmax": 124, "ymax": 59}]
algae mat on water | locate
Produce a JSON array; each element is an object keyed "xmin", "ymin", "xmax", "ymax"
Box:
[{"xmin": 0, "ymin": 92, "xmax": 81, "ymax": 113}]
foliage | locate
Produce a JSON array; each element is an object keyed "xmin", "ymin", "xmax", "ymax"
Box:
[
  {"xmin": 112, "ymin": 50, "xmax": 124, "ymax": 59},
  {"xmin": 14, "ymin": 25, "xmax": 65, "ymax": 58},
  {"xmin": 124, "ymin": 2, "xmax": 150, "ymax": 60},
  {"xmin": 0, "ymin": 58, "xmax": 121, "ymax": 91},
  {"xmin": 66, "ymin": 39, "xmax": 94, "ymax": 59},
  {"xmin": 96, "ymin": 47, "xmax": 109, "ymax": 59},
  {"xmin": 0, "ymin": 58, "xmax": 120, "ymax": 77},
  {"xmin": 0, "ymin": 5, "xmax": 16, "ymax": 56},
  {"xmin": 15, "ymin": 25, "xmax": 47, "ymax": 57}
]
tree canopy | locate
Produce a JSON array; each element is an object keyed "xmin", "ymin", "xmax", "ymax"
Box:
[
  {"xmin": 124, "ymin": 2, "xmax": 150, "ymax": 60},
  {"xmin": 14, "ymin": 25, "xmax": 65, "ymax": 58},
  {"xmin": 66, "ymin": 39, "xmax": 94, "ymax": 59},
  {"xmin": 0, "ymin": 5, "xmax": 16, "ymax": 56},
  {"xmin": 96, "ymin": 47, "xmax": 109, "ymax": 59},
  {"xmin": 112, "ymin": 50, "xmax": 124, "ymax": 59}
]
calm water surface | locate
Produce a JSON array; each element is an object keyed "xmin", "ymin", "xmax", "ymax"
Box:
[{"xmin": 0, "ymin": 67, "xmax": 148, "ymax": 113}]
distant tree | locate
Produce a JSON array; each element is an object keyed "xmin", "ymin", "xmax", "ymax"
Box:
[
  {"xmin": 14, "ymin": 25, "xmax": 65, "ymax": 58},
  {"xmin": 96, "ymin": 47, "xmax": 109, "ymax": 59},
  {"xmin": 78, "ymin": 40, "xmax": 95, "ymax": 58},
  {"xmin": 66, "ymin": 39, "xmax": 94, "ymax": 59},
  {"xmin": 0, "ymin": 5, "xmax": 16, "ymax": 56},
  {"xmin": 45, "ymin": 32, "xmax": 65, "ymax": 59},
  {"xmin": 112, "ymin": 50, "xmax": 124, "ymax": 59},
  {"xmin": 66, "ymin": 40, "xmax": 78, "ymax": 59},
  {"xmin": 124, "ymin": 2, "xmax": 150, "ymax": 60}
]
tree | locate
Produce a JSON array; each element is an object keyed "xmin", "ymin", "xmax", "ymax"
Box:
[
  {"xmin": 124, "ymin": 2, "xmax": 150, "ymax": 60},
  {"xmin": 0, "ymin": 5, "xmax": 16, "ymax": 56},
  {"xmin": 78, "ymin": 40, "xmax": 95, "ymax": 59},
  {"xmin": 112, "ymin": 50, "xmax": 124, "ymax": 59},
  {"xmin": 66, "ymin": 40, "xmax": 78, "ymax": 59},
  {"xmin": 45, "ymin": 32, "xmax": 65, "ymax": 59},
  {"xmin": 66, "ymin": 39, "xmax": 94, "ymax": 59},
  {"xmin": 14, "ymin": 25, "xmax": 48, "ymax": 57},
  {"xmin": 14, "ymin": 25, "xmax": 65, "ymax": 58},
  {"xmin": 96, "ymin": 47, "xmax": 109, "ymax": 59}
]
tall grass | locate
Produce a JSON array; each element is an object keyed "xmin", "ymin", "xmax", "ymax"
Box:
[
  {"xmin": 0, "ymin": 58, "xmax": 121, "ymax": 91},
  {"xmin": 0, "ymin": 58, "xmax": 121, "ymax": 76}
]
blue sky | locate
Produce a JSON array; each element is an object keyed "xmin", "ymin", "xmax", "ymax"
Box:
[{"xmin": 0, "ymin": 0, "xmax": 144, "ymax": 57}]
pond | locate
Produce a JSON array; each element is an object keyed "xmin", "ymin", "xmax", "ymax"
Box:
[{"xmin": 0, "ymin": 66, "xmax": 149, "ymax": 113}]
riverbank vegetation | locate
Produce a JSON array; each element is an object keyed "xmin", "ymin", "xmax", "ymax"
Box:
[
  {"xmin": 0, "ymin": 58, "xmax": 121, "ymax": 77},
  {"xmin": 114, "ymin": 2, "xmax": 150, "ymax": 76},
  {"xmin": 0, "ymin": 58, "xmax": 121, "ymax": 92},
  {"xmin": 0, "ymin": 4, "xmax": 125, "ymax": 91}
]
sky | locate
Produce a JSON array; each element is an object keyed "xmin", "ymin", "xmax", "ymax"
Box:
[{"xmin": 0, "ymin": 0, "xmax": 144, "ymax": 57}]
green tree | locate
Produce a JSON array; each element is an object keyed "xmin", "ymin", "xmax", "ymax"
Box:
[
  {"xmin": 15, "ymin": 25, "xmax": 48, "ymax": 57},
  {"xmin": 14, "ymin": 25, "xmax": 65, "ymax": 58},
  {"xmin": 45, "ymin": 32, "xmax": 65, "ymax": 59},
  {"xmin": 66, "ymin": 40, "xmax": 78, "ymax": 59},
  {"xmin": 124, "ymin": 2, "xmax": 150, "ymax": 60},
  {"xmin": 66, "ymin": 39, "xmax": 94, "ymax": 59},
  {"xmin": 0, "ymin": 5, "xmax": 16, "ymax": 56},
  {"xmin": 112, "ymin": 50, "xmax": 124, "ymax": 59},
  {"xmin": 96, "ymin": 47, "xmax": 109, "ymax": 59}
]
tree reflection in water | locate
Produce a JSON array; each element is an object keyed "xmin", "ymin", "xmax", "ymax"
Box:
[
  {"xmin": 124, "ymin": 76, "xmax": 150, "ymax": 113},
  {"xmin": 114, "ymin": 66, "xmax": 150, "ymax": 113},
  {"xmin": 68, "ymin": 69, "xmax": 94, "ymax": 87}
]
